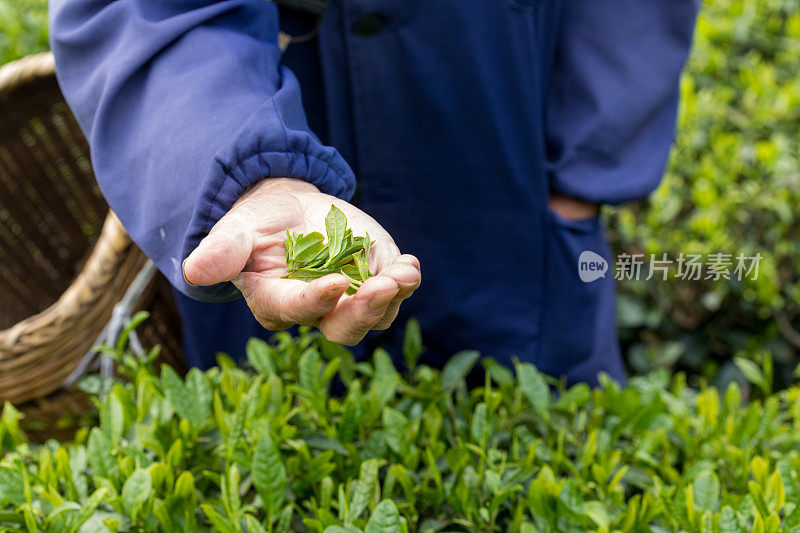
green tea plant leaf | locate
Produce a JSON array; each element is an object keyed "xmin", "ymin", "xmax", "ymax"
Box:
[
  {"xmin": 365, "ymin": 499, "xmax": 402, "ymax": 533},
  {"xmin": 99, "ymin": 389, "xmax": 125, "ymax": 445},
  {"xmin": 283, "ymin": 205, "xmax": 373, "ymax": 294},
  {"xmin": 186, "ymin": 368, "xmax": 212, "ymax": 422},
  {"xmin": 246, "ymin": 338, "xmax": 276, "ymax": 376},
  {"xmin": 441, "ymin": 350, "xmax": 480, "ymax": 393},
  {"xmin": 201, "ymin": 503, "xmax": 240, "ymax": 533},
  {"xmin": 372, "ymin": 348, "xmax": 400, "ymax": 407},
  {"xmin": 606, "ymin": 0, "xmax": 800, "ymax": 388},
  {"xmin": 735, "ymin": 357, "xmax": 769, "ymax": 395},
  {"xmin": 161, "ymin": 365, "xmax": 209, "ymax": 429},
  {"xmin": 402, "ymin": 318, "xmax": 423, "ymax": 374},
  {"xmin": 292, "ymin": 232, "xmax": 326, "ymax": 264},
  {"xmin": 348, "ymin": 459, "xmax": 383, "ymax": 523},
  {"xmin": 244, "ymin": 514, "xmax": 269, "ymax": 533},
  {"xmin": 0, "ymin": 466, "xmax": 24, "ymax": 507},
  {"xmin": 516, "ymin": 363, "xmax": 550, "ymax": 421},
  {"xmin": 222, "ymin": 463, "xmax": 242, "ymax": 519},
  {"xmin": 121, "ymin": 468, "xmax": 151, "ymax": 520},
  {"xmin": 299, "ymin": 348, "xmax": 322, "ymax": 392},
  {"xmin": 693, "ymin": 471, "xmax": 720, "ymax": 512},
  {"xmin": 253, "ymin": 433, "xmax": 286, "ymax": 518},
  {"xmin": 87, "ymin": 428, "xmax": 115, "ymax": 480},
  {"xmin": 339, "ymin": 390, "xmax": 360, "ymax": 444},
  {"xmin": 325, "ymin": 205, "xmax": 348, "ymax": 261},
  {"xmin": 71, "ymin": 486, "xmax": 110, "ymax": 531},
  {"xmin": 481, "ymin": 357, "xmax": 514, "ymax": 386},
  {"xmin": 382, "ymin": 408, "xmax": 408, "ymax": 456}
]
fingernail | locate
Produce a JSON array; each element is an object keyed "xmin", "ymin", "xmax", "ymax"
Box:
[
  {"xmin": 368, "ymin": 289, "xmax": 397, "ymax": 310},
  {"xmin": 182, "ymin": 258, "xmax": 196, "ymax": 286}
]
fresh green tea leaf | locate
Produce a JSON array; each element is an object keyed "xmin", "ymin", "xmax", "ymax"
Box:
[
  {"xmin": 324, "ymin": 205, "xmax": 348, "ymax": 261},
  {"xmin": 87, "ymin": 428, "xmax": 115, "ymax": 480},
  {"xmin": 0, "ymin": 466, "xmax": 24, "ymax": 507},
  {"xmin": 99, "ymin": 389, "xmax": 125, "ymax": 445},
  {"xmin": 516, "ymin": 363, "xmax": 550, "ymax": 421},
  {"xmin": 735, "ymin": 357, "xmax": 768, "ymax": 394},
  {"xmin": 244, "ymin": 514, "xmax": 269, "ymax": 533},
  {"xmin": 162, "ymin": 365, "xmax": 208, "ymax": 430},
  {"xmin": 292, "ymin": 232, "xmax": 326, "ymax": 264},
  {"xmin": 201, "ymin": 504, "xmax": 240, "ymax": 533},
  {"xmin": 441, "ymin": 351, "xmax": 480, "ymax": 393},
  {"xmin": 283, "ymin": 205, "xmax": 373, "ymax": 293},
  {"xmin": 246, "ymin": 338, "xmax": 276, "ymax": 376},
  {"xmin": 693, "ymin": 471, "xmax": 720, "ymax": 512},
  {"xmin": 481, "ymin": 357, "xmax": 514, "ymax": 386},
  {"xmin": 349, "ymin": 459, "xmax": 383, "ymax": 522},
  {"xmin": 365, "ymin": 499, "xmax": 402, "ymax": 533},
  {"xmin": 382, "ymin": 407, "xmax": 408, "ymax": 456},
  {"xmin": 403, "ymin": 318, "xmax": 423, "ymax": 373},
  {"xmin": 121, "ymin": 468, "xmax": 151, "ymax": 519},
  {"xmin": 253, "ymin": 433, "xmax": 286, "ymax": 517}
]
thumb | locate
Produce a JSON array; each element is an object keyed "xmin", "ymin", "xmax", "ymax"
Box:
[{"xmin": 183, "ymin": 223, "xmax": 254, "ymax": 286}]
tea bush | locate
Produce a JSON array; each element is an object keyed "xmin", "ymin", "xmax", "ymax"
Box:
[
  {"xmin": 1, "ymin": 317, "xmax": 800, "ymax": 532},
  {"xmin": 608, "ymin": 0, "xmax": 800, "ymax": 385}
]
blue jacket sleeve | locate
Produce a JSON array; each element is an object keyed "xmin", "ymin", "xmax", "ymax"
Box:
[
  {"xmin": 545, "ymin": 0, "xmax": 698, "ymax": 205},
  {"xmin": 49, "ymin": 0, "xmax": 356, "ymax": 301}
]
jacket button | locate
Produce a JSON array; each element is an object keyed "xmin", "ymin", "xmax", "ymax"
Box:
[{"xmin": 351, "ymin": 13, "xmax": 384, "ymax": 37}]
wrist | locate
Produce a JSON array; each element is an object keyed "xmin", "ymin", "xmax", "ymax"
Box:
[{"xmin": 237, "ymin": 177, "xmax": 320, "ymax": 205}]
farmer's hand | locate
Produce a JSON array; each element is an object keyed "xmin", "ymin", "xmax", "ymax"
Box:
[{"xmin": 182, "ymin": 178, "xmax": 421, "ymax": 345}]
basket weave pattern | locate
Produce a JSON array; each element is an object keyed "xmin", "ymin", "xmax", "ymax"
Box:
[{"xmin": 0, "ymin": 53, "xmax": 184, "ymax": 422}]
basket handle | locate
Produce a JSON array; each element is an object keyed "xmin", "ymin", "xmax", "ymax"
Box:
[{"xmin": 62, "ymin": 259, "xmax": 158, "ymax": 388}]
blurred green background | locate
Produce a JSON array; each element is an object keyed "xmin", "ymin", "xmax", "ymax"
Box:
[
  {"xmin": 608, "ymin": 0, "xmax": 800, "ymax": 390},
  {"xmin": 0, "ymin": 0, "xmax": 48, "ymax": 64},
  {"xmin": 1, "ymin": 0, "xmax": 798, "ymax": 389}
]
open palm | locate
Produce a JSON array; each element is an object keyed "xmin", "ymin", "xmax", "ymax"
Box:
[{"xmin": 183, "ymin": 178, "xmax": 421, "ymax": 345}]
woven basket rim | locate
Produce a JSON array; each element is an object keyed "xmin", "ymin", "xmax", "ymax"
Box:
[{"xmin": 0, "ymin": 51, "xmax": 56, "ymax": 99}]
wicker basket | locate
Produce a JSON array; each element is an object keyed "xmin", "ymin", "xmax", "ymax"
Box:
[{"xmin": 0, "ymin": 52, "xmax": 185, "ymax": 440}]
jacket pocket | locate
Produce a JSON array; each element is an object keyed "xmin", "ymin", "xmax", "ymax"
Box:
[{"xmin": 537, "ymin": 208, "xmax": 612, "ymax": 377}]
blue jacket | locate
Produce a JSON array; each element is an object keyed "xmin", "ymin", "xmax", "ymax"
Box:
[{"xmin": 50, "ymin": 0, "xmax": 696, "ymax": 383}]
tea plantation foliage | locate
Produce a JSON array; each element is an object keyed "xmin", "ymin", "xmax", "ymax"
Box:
[
  {"xmin": 608, "ymin": 0, "xmax": 800, "ymax": 385},
  {"xmin": 0, "ymin": 318, "xmax": 800, "ymax": 532}
]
